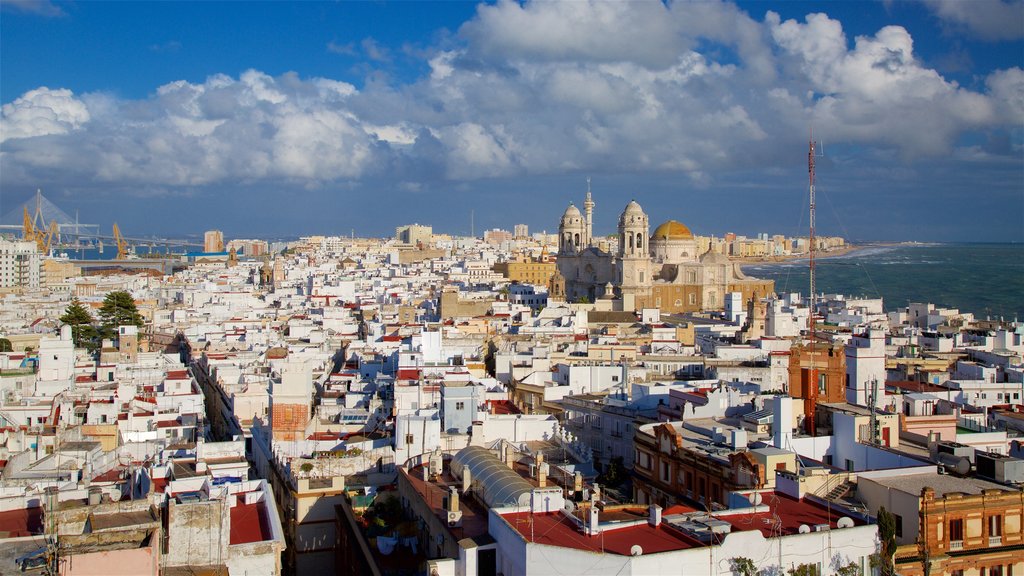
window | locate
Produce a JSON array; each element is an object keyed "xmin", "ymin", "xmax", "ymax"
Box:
[
  {"xmin": 818, "ymin": 373, "xmax": 827, "ymax": 394},
  {"xmin": 949, "ymin": 518, "xmax": 964, "ymax": 542},
  {"xmin": 455, "ymin": 401, "xmax": 465, "ymax": 410},
  {"xmin": 405, "ymin": 433, "xmax": 414, "ymax": 445},
  {"xmin": 660, "ymin": 461, "xmax": 671, "ymax": 483},
  {"xmin": 894, "ymin": 514, "xmax": 903, "ymax": 538},
  {"xmin": 991, "ymin": 567, "xmax": 1004, "ymax": 576},
  {"xmin": 688, "ymin": 293, "xmax": 696, "ymax": 305},
  {"xmin": 989, "ymin": 515, "xmax": 1002, "ymax": 537}
]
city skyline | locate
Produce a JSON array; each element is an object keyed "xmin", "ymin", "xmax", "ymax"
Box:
[{"xmin": 1, "ymin": 0, "xmax": 1022, "ymax": 242}]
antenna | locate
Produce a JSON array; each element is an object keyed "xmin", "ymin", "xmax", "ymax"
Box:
[
  {"xmin": 470, "ymin": 209, "xmax": 475, "ymax": 239},
  {"xmin": 806, "ymin": 133, "xmax": 824, "ymax": 436}
]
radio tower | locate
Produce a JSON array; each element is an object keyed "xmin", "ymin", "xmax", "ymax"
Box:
[{"xmin": 806, "ymin": 135, "xmax": 822, "ymax": 435}]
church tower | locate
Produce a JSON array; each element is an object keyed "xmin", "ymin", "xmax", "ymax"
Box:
[
  {"xmin": 617, "ymin": 200, "xmax": 650, "ymax": 310},
  {"xmin": 583, "ymin": 177, "xmax": 595, "ymax": 248},
  {"xmin": 558, "ymin": 204, "xmax": 585, "ymax": 256}
]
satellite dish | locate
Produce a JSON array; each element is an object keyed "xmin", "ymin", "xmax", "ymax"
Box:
[
  {"xmin": 630, "ymin": 545, "xmax": 643, "ymax": 557},
  {"xmin": 564, "ymin": 501, "xmax": 576, "ymax": 513},
  {"xmin": 748, "ymin": 493, "xmax": 763, "ymax": 506},
  {"xmin": 837, "ymin": 517, "xmax": 854, "ymax": 529},
  {"xmin": 798, "ymin": 524, "xmax": 811, "ymax": 534}
]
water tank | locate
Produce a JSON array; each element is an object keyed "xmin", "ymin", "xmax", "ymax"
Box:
[{"xmin": 937, "ymin": 453, "xmax": 971, "ymax": 476}]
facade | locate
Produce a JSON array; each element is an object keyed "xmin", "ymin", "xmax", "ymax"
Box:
[
  {"xmin": 555, "ymin": 193, "xmax": 772, "ymax": 312},
  {"xmin": 492, "ymin": 257, "xmax": 557, "ymax": 286},
  {"xmin": 204, "ymin": 229, "xmax": 225, "ymax": 253},
  {"xmin": 857, "ymin": 473, "xmax": 1024, "ymax": 576},
  {"xmin": 0, "ymin": 238, "xmax": 41, "ymax": 289},
  {"xmin": 394, "ymin": 224, "xmax": 432, "ymax": 246}
]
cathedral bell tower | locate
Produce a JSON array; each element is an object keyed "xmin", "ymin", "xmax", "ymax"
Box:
[{"xmin": 617, "ymin": 200, "xmax": 650, "ymax": 310}]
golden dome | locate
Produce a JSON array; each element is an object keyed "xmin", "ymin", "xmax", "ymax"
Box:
[{"xmin": 651, "ymin": 220, "xmax": 694, "ymax": 240}]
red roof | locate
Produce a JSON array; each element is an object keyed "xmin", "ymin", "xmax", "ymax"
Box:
[
  {"xmin": 716, "ymin": 493, "xmax": 864, "ymax": 537},
  {"xmin": 502, "ymin": 505, "xmax": 699, "ymax": 555},
  {"xmin": 166, "ymin": 370, "xmax": 189, "ymax": 380},
  {"xmin": 396, "ymin": 369, "xmax": 421, "ymax": 380},
  {"xmin": 230, "ymin": 502, "xmax": 272, "ymax": 545},
  {"xmin": 0, "ymin": 507, "xmax": 44, "ymax": 537}
]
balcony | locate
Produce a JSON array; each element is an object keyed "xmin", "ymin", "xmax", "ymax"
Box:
[
  {"xmin": 989, "ymin": 536, "xmax": 1002, "ymax": 547},
  {"xmin": 949, "ymin": 540, "xmax": 964, "ymax": 551}
]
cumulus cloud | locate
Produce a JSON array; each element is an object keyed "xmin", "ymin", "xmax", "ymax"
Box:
[
  {"xmin": 1, "ymin": 1, "xmax": 1019, "ymax": 194},
  {"xmin": 923, "ymin": 0, "xmax": 1024, "ymax": 41},
  {"xmin": 1, "ymin": 88, "xmax": 90, "ymax": 142}
]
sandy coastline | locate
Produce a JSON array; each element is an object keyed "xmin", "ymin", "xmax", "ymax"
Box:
[{"xmin": 731, "ymin": 242, "xmax": 909, "ymax": 267}]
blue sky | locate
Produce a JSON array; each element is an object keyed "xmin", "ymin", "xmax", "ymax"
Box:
[{"xmin": 1, "ymin": 0, "xmax": 1022, "ymax": 242}]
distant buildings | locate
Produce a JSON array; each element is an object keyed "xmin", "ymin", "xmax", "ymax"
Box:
[
  {"xmin": 0, "ymin": 238, "xmax": 40, "ymax": 290},
  {"xmin": 204, "ymin": 229, "xmax": 225, "ymax": 252},
  {"xmin": 395, "ymin": 223, "xmax": 432, "ymax": 246},
  {"xmin": 555, "ymin": 193, "xmax": 774, "ymax": 311}
]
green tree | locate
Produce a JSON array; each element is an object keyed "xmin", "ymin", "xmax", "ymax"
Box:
[
  {"xmin": 98, "ymin": 291, "xmax": 144, "ymax": 338},
  {"xmin": 0, "ymin": 338, "xmax": 12, "ymax": 353},
  {"xmin": 877, "ymin": 506, "xmax": 898, "ymax": 576},
  {"xmin": 60, "ymin": 299, "xmax": 98, "ymax": 350}
]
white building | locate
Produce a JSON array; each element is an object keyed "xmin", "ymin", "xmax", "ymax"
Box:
[{"xmin": 0, "ymin": 239, "xmax": 40, "ymax": 289}]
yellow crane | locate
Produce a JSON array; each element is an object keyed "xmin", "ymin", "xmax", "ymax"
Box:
[
  {"xmin": 22, "ymin": 206, "xmax": 58, "ymax": 253},
  {"xmin": 112, "ymin": 223, "xmax": 130, "ymax": 260}
]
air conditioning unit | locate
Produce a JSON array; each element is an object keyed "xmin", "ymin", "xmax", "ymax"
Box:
[
  {"xmin": 814, "ymin": 524, "xmax": 830, "ymax": 532},
  {"xmin": 447, "ymin": 510, "xmax": 463, "ymax": 528}
]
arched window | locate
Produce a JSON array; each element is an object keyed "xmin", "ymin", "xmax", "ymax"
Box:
[
  {"xmin": 574, "ymin": 233, "xmax": 580, "ymax": 246},
  {"xmin": 636, "ymin": 233, "xmax": 643, "ymax": 250},
  {"xmin": 629, "ymin": 234, "xmax": 634, "ymax": 250}
]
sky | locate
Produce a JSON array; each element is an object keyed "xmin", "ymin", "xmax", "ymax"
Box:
[{"xmin": 1, "ymin": 0, "xmax": 1022, "ymax": 242}]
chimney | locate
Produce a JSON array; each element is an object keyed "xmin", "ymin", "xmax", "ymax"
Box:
[
  {"xmin": 535, "ymin": 452, "xmax": 546, "ymax": 487},
  {"xmin": 592, "ymin": 483, "xmax": 601, "ymax": 502},
  {"xmin": 573, "ymin": 471, "xmax": 583, "ymax": 494},
  {"xmin": 772, "ymin": 395, "xmax": 793, "ymax": 449},
  {"xmin": 648, "ymin": 504, "xmax": 662, "ymax": 527},
  {"xmin": 588, "ymin": 502, "xmax": 600, "ymax": 535},
  {"xmin": 421, "ymin": 464, "xmax": 429, "ymax": 482},
  {"xmin": 462, "ymin": 467, "xmax": 472, "ymax": 493},
  {"xmin": 447, "ymin": 486, "xmax": 459, "ymax": 512}
]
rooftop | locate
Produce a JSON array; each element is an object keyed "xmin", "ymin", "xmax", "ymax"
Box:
[
  {"xmin": 502, "ymin": 504, "xmax": 700, "ymax": 555},
  {"xmin": 865, "ymin": 472, "xmax": 1011, "ymax": 498},
  {"xmin": 229, "ymin": 502, "xmax": 272, "ymax": 545}
]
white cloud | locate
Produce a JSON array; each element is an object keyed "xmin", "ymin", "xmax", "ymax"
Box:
[
  {"xmin": 0, "ymin": 1, "xmax": 1019, "ymax": 194},
  {"xmin": 1, "ymin": 88, "xmax": 90, "ymax": 142},
  {"xmin": 923, "ymin": 0, "xmax": 1024, "ymax": 41}
]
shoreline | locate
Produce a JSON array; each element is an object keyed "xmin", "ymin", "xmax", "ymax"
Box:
[{"xmin": 732, "ymin": 242, "xmax": 912, "ymax": 267}]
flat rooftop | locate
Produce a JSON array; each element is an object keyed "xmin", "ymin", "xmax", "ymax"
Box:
[
  {"xmin": 715, "ymin": 493, "xmax": 865, "ymax": 537},
  {"xmin": 502, "ymin": 504, "xmax": 701, "ymax": 555},
  {"xmin": 229, "ymin": 502, "xmax": 272, "ymax": 545},
  {"xmin": 864, "ymin": 472, "xmax": 1011, "ymax": 498}
]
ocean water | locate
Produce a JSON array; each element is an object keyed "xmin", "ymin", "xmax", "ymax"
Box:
[{"xmin": 742, "ymin": 243, "xmax": 1024, "ymax": 320}]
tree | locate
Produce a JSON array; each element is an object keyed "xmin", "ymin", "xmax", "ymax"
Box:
[
  {"xmin": 60, "ymin": 299, "xmax": 98, "ymax": 350},
  {"xmin": 730, "ymin": 557, "xmax": 757, "ymax": 576},
  {"xmin": 98, "ymin": 291, "xmax": 144, "ymax": 338},
  {"xmin": 877, "ymin": 506, "xmax": 898, "ymax": 576},
  {"xmin": 0, "ymin": 338, "xmax": 12, "ymax": 353}
]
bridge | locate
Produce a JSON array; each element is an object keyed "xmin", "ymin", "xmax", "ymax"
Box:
[{"xmin": 0, "ymin": 190, "xmax": 204, "ymax": 254}]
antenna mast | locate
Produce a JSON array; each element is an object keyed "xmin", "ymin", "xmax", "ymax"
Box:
[{"xmin": 806, "ymin": 135, "xmax": 822, "ymax": 435}]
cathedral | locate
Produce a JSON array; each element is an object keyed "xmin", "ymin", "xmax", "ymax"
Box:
[{"xmin": 552, "ymin": 191, "xmax": 773, "ymax": 313}]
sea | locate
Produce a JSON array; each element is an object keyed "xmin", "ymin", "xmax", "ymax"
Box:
[{"xmin": 741, "ymin": 243, "xmax": 1024, "ymax": 321}]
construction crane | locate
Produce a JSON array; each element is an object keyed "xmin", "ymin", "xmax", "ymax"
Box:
[
  {"xmin": 22, "ymin": 206, "xmax": 59, "ymax": 253},
  {"xmin": 112, "ymin": 223, "xmax": 130, "ymax": 260}
]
